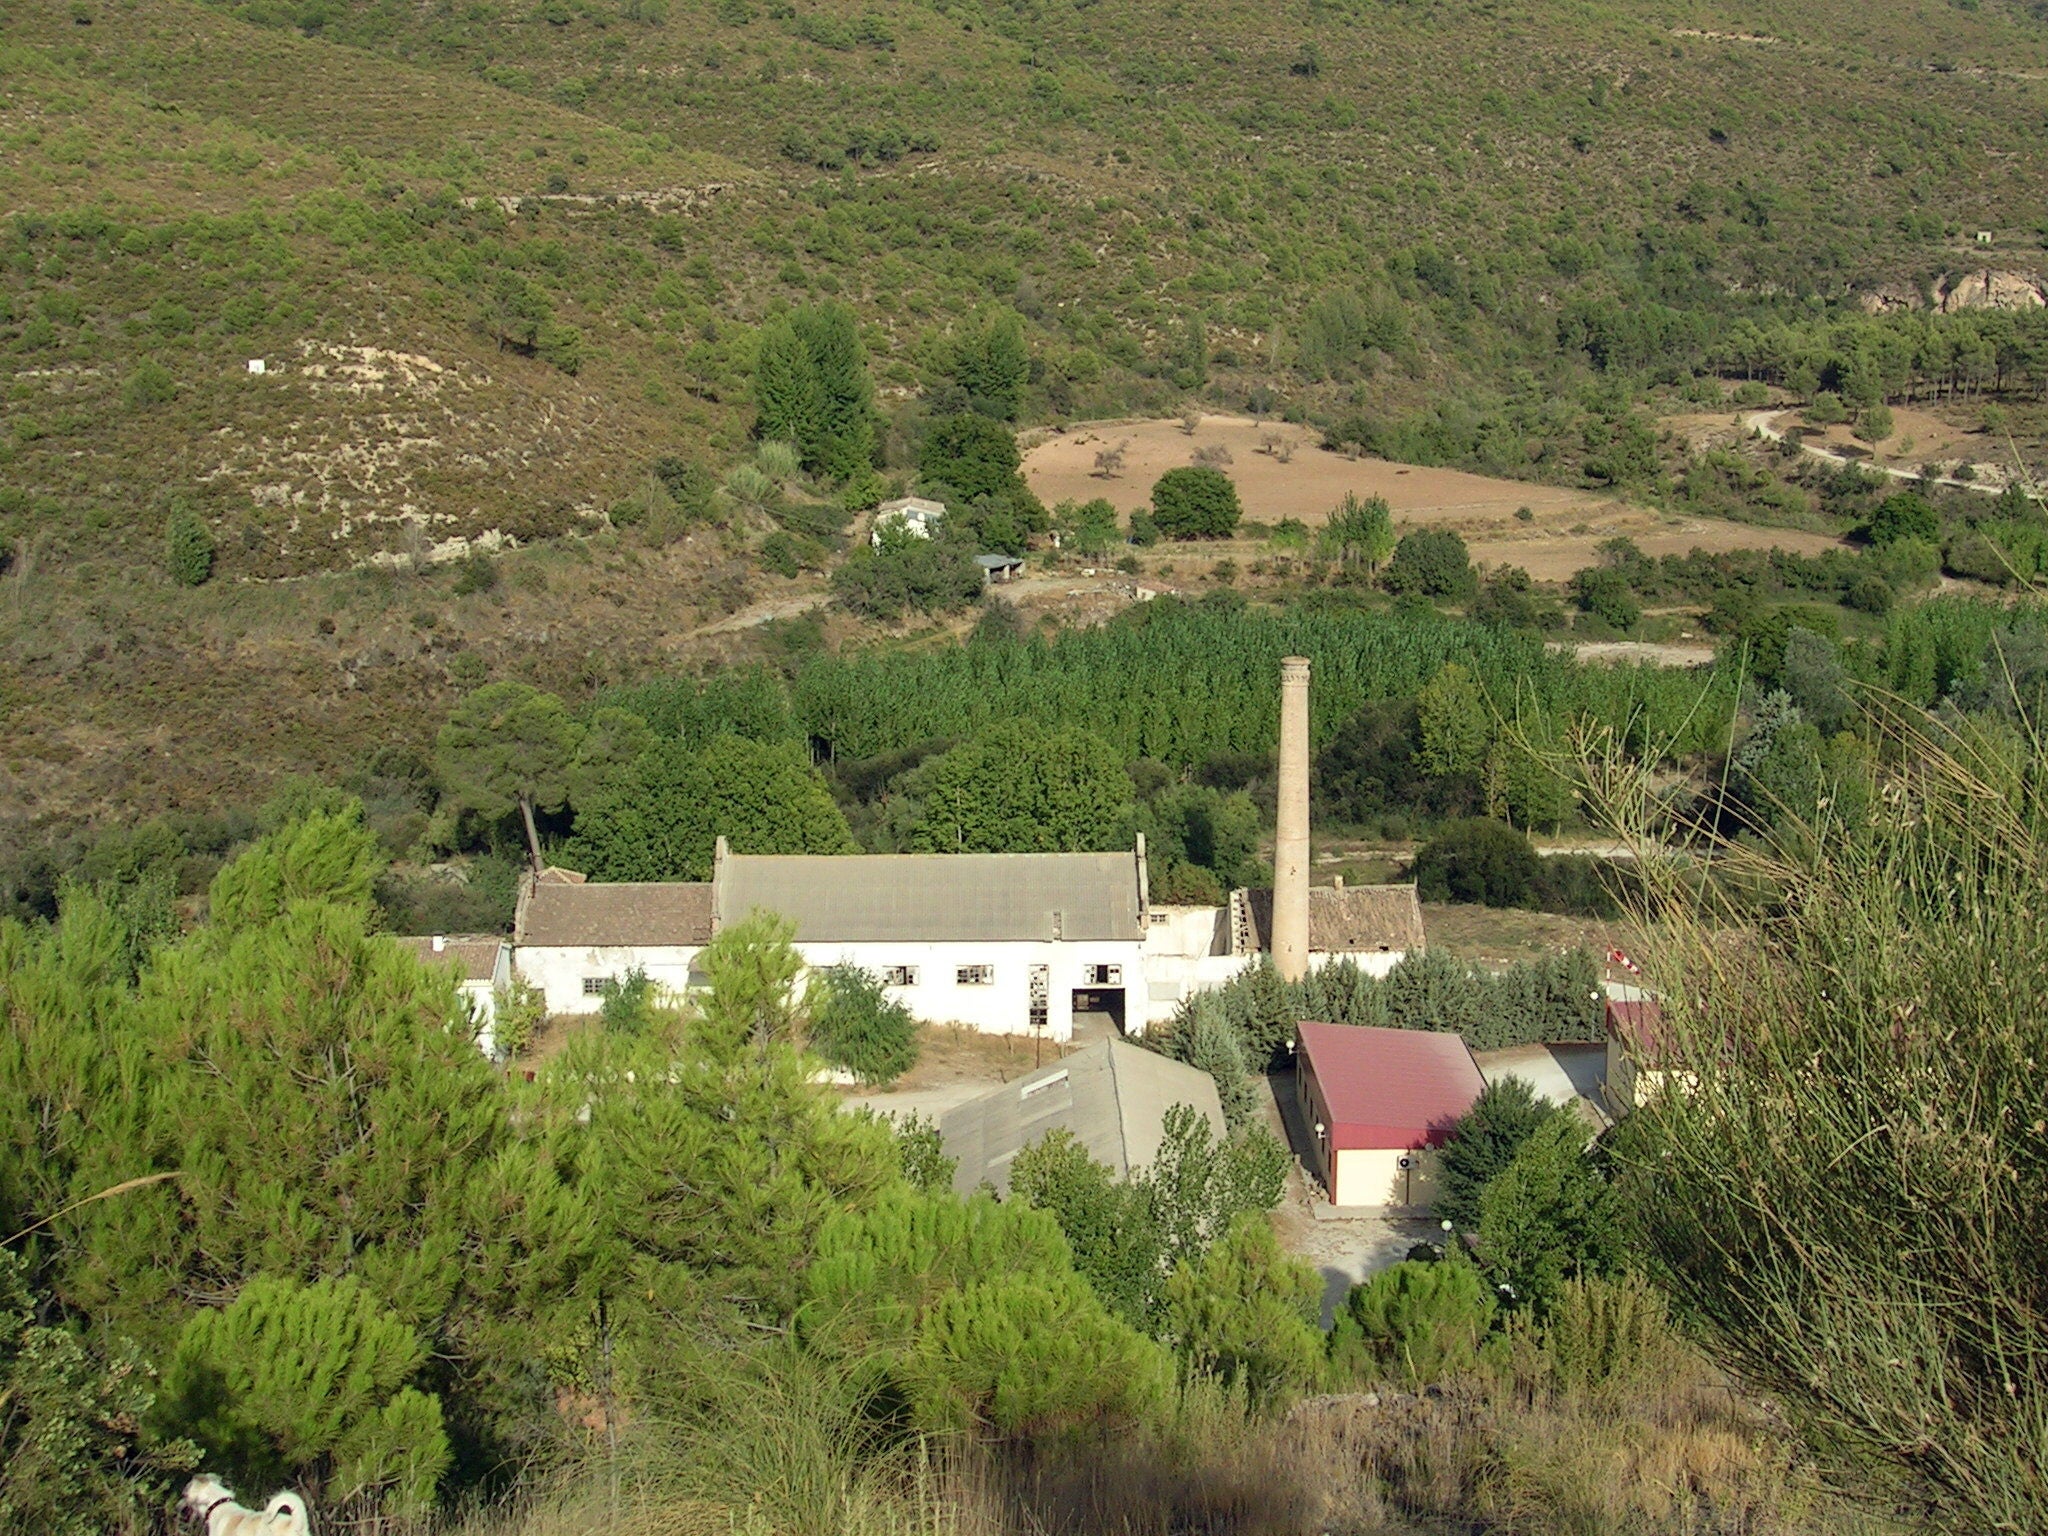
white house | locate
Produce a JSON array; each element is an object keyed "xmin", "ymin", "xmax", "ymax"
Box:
[
  {"xmin": 391, "ymin": 935, "xmax": 512, "ymax": 1055},
  {"xmin": 716, "ymin": 841, "xmax": 1149, "ymax": 1043},
  {"xmin": 870, "ymin": 496, "xmax": 946, "ymax": 547},
  {"xmin": 512, "ymin": 872, "xmax": 713, "ymax": 1015}
]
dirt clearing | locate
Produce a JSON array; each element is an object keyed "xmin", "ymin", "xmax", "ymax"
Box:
[{"xmin": 1024, "ymin": 415, "xmax": 1849, "ymax": 581}]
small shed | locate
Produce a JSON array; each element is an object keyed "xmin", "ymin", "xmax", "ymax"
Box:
[
  {"xmin": 1603, "ymin": 986, "xmax": 1669, "ymax": 1113},
  {"xmin": 976, "ymin": 552, "xmax": 1025, "ymax": 583},
  {"xmin": 1294, "ymin": 1021, "xmax": 1487, "ymax": 1209},
  {"xmin": 940, "ymin": 1038, "xmax": 1225, "ymax": 1198}
]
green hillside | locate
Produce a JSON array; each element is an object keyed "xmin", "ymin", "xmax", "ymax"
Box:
[
  {"xmin": 7, "ymin": 0, "xmax": 2048, "ymax": 577},
  {"xmin": 5, "ymin": 0, "xmax": 2048, "ymax": 826}
]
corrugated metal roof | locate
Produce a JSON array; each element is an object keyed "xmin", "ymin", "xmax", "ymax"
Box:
[
  {"xmin": 389, "ymin": 935, "xmax": 505, "ymax": 982},
  {"xmin": 719, "ymin": 851, "xmax": 1143, "ymax": 943},
  {"xmin": 1239, "ymin": 885, "xmax": 1427, "ymax": 955},
  {"xmin": 1297, "ymin": 1021, "xmax": 1485, "ymax": 1151},
  {"xmin": 515, "ymin": 882, "xmax": 714, "ymax": 947},
  {"xmin": 940, "ymin": 1039, "xmax": 1227, "ymax": 1197}
]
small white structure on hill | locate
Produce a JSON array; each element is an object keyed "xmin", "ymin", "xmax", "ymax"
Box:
[
  {"xmin": 513, "ymin": 869, "xmax": 713, "ymax": 1015},
  {"xmin": 391, "ymin": 934, "xmax": 511, "ymax": 1055},
  {"xmin": 870, "ymin": 496, "xmax": 946, "ymax": 546},
  {"xmin": 940, "ymin": 1038, "xmax": 1226, "ymax": 1197}
]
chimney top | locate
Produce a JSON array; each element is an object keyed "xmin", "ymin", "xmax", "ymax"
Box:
[{"xmin": 1281, "ymin": 655, "xmax": 1311, "ymax": 676}]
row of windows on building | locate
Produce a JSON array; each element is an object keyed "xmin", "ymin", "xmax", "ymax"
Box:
[{"xmin": 582, "ymin": 963, "xmax": 1124, "ymax": 995}]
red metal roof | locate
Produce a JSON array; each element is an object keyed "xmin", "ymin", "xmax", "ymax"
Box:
[
  {"xmin": 1296, "ymin": 1022, "xmax": 1487, "ymax": 1151},
  {"xmin": 1605, "ymin": 998, "xmax": 1668, "ymax": 1059}
]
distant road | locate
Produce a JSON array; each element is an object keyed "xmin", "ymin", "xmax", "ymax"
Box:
[{"xmin": 1741, "ymin": 409, "xmax": 2013, "ymax": 495}]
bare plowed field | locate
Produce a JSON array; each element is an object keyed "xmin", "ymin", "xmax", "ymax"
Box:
[{"xmin": 1024, "ymin": 415, "xmax": 1848, "ymax": 580}]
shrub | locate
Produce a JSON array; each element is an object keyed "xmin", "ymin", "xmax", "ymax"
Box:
[
  {"xmin": 1570, "ymin": 566, "xmax": 1640, "ymax": 630},
  {"xmin": 1853, "ymin": 402, "xmax": 1894, "ymax": 444},
  {"xmin": 451, "ymin": 552, "xmax": 499, "ymax": 595},
  {"xmin": 808, "ymin": 963, "xmax": 918, "ymax": 1085},
  {"xmin": 1384, "ymin": 527, "xmax": 1475, "ymax": 599},
  {"xmin": 1866, "ymin": 491, "xmax": 1938, "ymax": 548},
  {"xmin": 122, "ymin": 359, "xmax": 175, "ymax": 409},
  {"xmin": 1149, "ymin": 466, "xmax": 1242, "ymax": 539},
  {"xmin": 165, "ymin": 504, "xmax": 215, "ymax": 587},
  {"xmin": 1412, "ymin": 818, "xmax": 1542, "ymax": 907},
  {"xmin": 490, "ymin": 973, "xmax": 546, "ymax": 1059},
  {"xmin": 1476, "ymin": 1115, "xmax": 1623, "ymax": 1313},
  {"xmin": 599, "ymin": 966, "xmax": 663, "ymax": 1034},
  {"xmin": 1329, "ymin": 1258, "xmax": 1496, "ymax": 1385},
  {"xmin": 159, "ymin": 1275, "xmax": 450, "ymax": 1517}
]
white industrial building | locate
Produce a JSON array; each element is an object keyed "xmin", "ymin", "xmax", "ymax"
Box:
[
  {"xmin": 717, "ymin": 844, "xmax": 1147, "ymax": 1042},
  {"xmin": 430, "ymin": 653, "xmax": 1427, "ymax": 1053}
]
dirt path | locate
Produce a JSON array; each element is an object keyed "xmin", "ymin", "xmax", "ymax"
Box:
[
  {"xmin": 1741, "ymin": 408, "xmax": 2015, "ymax": 494},
  {"xmin": 691, "ymin": 588, "xmax": 828, "ymax": 635},
  {"xmin": 1552, "ymin": 638, "xmax": 1717, "ymax": 667}
]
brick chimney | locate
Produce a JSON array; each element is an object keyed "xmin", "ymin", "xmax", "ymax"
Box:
[{"xmin": 1273, "ymin": 655, "xmax": 1312, "ymax": 982}]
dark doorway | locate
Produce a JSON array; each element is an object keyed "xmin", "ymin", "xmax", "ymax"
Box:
[{"xmin": 1071, "ymin": 987, "xmax": 1127, "ymax": 1036}]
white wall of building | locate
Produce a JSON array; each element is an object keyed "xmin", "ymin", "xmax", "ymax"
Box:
[
  {"xmin": 516, "ymin": 944, "xmax": 706, "ymax": 1016},
  {"xmin": 1331, "ymin": 1146, "xmax": 1443, "ymax": 1210},
  {"xmin": 798, "ymin": 939, "xmax": 1145, "ymax": 1042}
]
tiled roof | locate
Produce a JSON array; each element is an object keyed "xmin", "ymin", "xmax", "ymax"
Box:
[
  {"xmin": 515, "ymin": 882, "xmax": 714, "ymax": 947},
  {"xmin": 1239, "ymin": 884, "xmax": 1427, "ymax": 955},
  {"xmin": 389, "ymin": 935, "xmax": 505, "ymax": 982}
]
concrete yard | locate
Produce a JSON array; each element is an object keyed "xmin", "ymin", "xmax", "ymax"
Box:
[{"xmin": 1472, "ymin": 1041, "xmax": 1613, "ymax": 1121}]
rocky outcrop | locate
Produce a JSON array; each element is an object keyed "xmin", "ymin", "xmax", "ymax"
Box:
[
  {"xmin": 1937, "ymin": 269, "xmax": 2047, "ymax": 313},
  {"xmin": 1858, "ymin": 282, "xmax": 1924, "ymax": 315}
]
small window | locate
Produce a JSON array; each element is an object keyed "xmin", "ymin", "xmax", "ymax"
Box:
[
  {"xmin": 581, "ymin": 976, "xmax": 609, "ymax": 996},
  {"xmin": 956, "ymin": 964, "xmax": 994, "ymax": 986},
  {"xmin": 883, "ymin": 965, "xmax": 919, "ymax": 988},
  {"xmin": 1086, "ymin": 964, "xmax": 1123, "ymax": 987}
]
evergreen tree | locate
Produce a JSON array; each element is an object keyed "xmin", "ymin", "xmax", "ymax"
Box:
[
  {"xmin": 1436, "ymin": 1076, "xmax": 1564, "ymax": 1230},
  {"xmin": 949, "ymin": 308, "xmax": 1030, "ymax": 420},
  {"xmin": 207, "ymin": 805, "xmax": 383, "ymax": 932},
  {"xmin": 808, "ymin": 964, "xmax": 919, "ymax": 1085},
  {"xmin": 435, "ymin": 680, "xmax": 585, "ymax": 869},
  {"xmin": 1328, "ymin": 1258, "xmax": 1495, "ymax": 1386},
  {"xmin": 1476, "ymin": 1115, "xmax": 1623, "ymax": 1312},
  {"xmin": 1161, "ymin": 1212, "xmax": 1323, "ymax": 1402},
  {"xmin": 165, "ymin": 503, "xmax": 215, "ymax": 587},
  {"xmin": 161, "ymin": 1275, "xmax": 451, "ymax": 1517},
  {"xmin": 755, "ymin": 303, "xmax": 877, "ymax": 480}
]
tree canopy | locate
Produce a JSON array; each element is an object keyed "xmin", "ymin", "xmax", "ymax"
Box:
[
  {"xmin": 567, "ymin": 734, "xmax": 854, "ymax": 880},
  {"xmin": 909, "ymin": 721, "xmax": 1131, "ymax": 853},
  {"xmin": 1149, "ymin": 466, "xmax": 1242, "ymax": 539}
]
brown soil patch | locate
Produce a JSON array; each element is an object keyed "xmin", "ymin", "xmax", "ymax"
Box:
[
  {"xmin": 1024, "ymin": 415, "xmax": 1851, "ymax": 582},
  {"xmin": 1024, "ymin": 414, "xmax": 1607, "ymax": 527}
]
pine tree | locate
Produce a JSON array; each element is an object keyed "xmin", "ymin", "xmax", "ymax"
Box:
[
  {"xmin": 165, "ymin": 503, "xmax": 214, "ymax": 587},
  {"xmin": 950, "ymin": 308, "xmax": 1030, "ymax": 420},
  {"xmin": 162, "ymin": 1274, "xmax": 451, "ymax": 1516},
  {"xmin": 1161, "ymin": 1212, "xmax": 1323, "ymax": 1402},
  {"xmin": 753, "ymin": 315, "xmax": 823, "ymax": 459}
]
